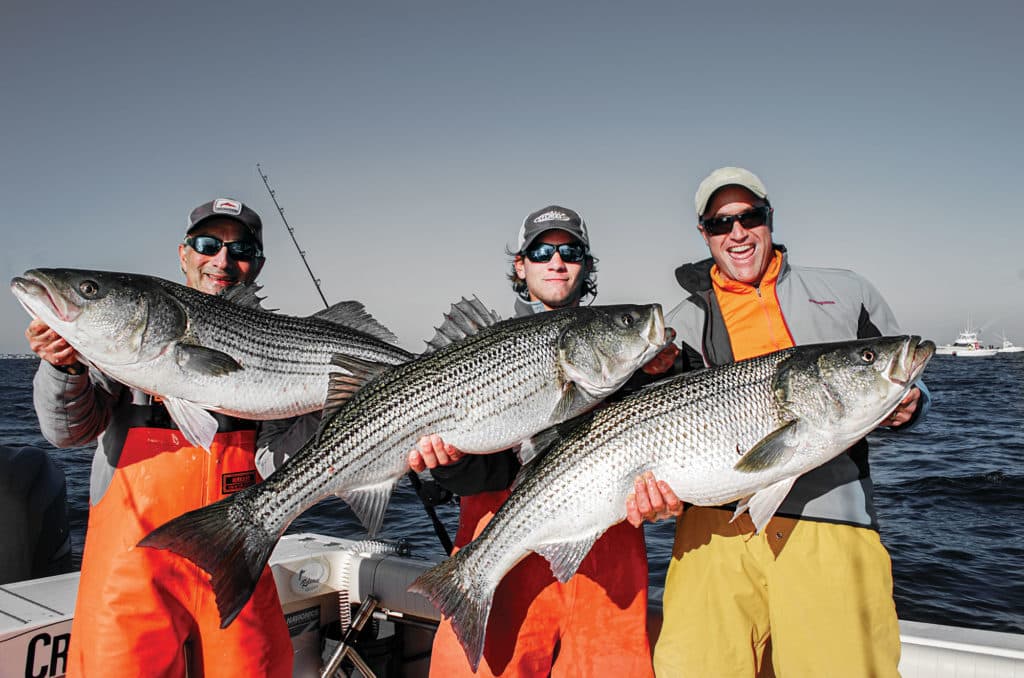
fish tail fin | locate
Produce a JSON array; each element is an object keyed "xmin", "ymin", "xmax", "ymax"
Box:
[
  {"xmin": 409, "ymin": 550, "xmax": 494, "ymax": 672},
  {"xmin": 138, "ymin": 493, "xmax": 275, "ymax": 628}
]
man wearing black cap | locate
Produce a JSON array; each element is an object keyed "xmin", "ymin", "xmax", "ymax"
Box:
[
  {"xmin": 410, "ymin": 205, "xmax": 674, "ymax": 677},
  {"xmin": 628, "ymin": 168, "xmax": 929, "ymax": 677},
  {"xmin": 26, "ymin": 198, "xmax": 292, "ymax": 677}
]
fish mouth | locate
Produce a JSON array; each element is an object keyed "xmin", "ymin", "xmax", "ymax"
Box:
[
  {"xmin": 645, "ymin": 304, "xmax": 667, "ymax": 348},
  {"xmin": 10, "ymin": 271, "xmax": 82, "ymax": 323},
  {"xmin": 888, "ymin": 335, "xmax": 935, "ymax": 386}
]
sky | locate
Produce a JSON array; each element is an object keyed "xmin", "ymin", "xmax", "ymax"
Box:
[{"xmin": 2, "ymin": 1, "xmax": 1022, "ymax": 355}]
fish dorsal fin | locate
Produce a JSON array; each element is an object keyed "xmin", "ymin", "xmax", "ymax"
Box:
[
  {"xmin": 423, "ymin": 296, "xmax": 502, "ymax": 353},
  {"xmin": 162, "ymin": 396, "xmax": 218, "ymax": 452},
  {"xmin": 733, "ymin": 420, "xmax": 798, "ymax": 472},
  {"xmin": 175, "ymin": 344, "xmax": 244, "ymax": 376},
  {"xmin": 534, "ymin": 531, "xmax": 602, "ymax": 583},
  {"xmin": 311, "ymin": 301, "xmax": 399, "ymax": 344},
  {"xmin": 322, "ymin": 353, "xmax": 393, "ymax": 422},
  {"xmin": 731, "ymin": 476, "xmax": 798, "ymax": 534},
  {"xmin": 219, "ymin": 283, "xmax": 273, "ymax": 311},
  {"xmin": 338, "ymin": 479, "xmax": 400, "ymax": 537}
]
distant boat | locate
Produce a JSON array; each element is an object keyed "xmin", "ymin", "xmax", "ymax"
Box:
[
  {"xmin": 997, "ymin": 336, "xmax": 1024, "ymax": 354},
  {"xmin": 935, "ymin": 329, "xmax": 998, "ymax": 358}
]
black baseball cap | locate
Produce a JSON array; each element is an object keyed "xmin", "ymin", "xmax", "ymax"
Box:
[
  {"xmin": 516, "ymin": 205, "xmax": 590, "ymax": 252},
  {"xmin": 187, "ymin": 198, "xmax": 264, "ymax": 248}
]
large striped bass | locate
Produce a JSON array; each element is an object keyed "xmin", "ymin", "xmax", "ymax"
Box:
[
  {"xmin": 10, "ymin": 268, "xmax": 414, "ymax": 449},
  {"xmin": 140, "ymin": 300, "xmax": 668, "ymax": 627},
  {"xmin": 410, "ymin": 335, "xmax": 935, "ymax": 670}
]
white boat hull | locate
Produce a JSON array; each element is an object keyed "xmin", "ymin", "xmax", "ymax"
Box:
[{"xmin": 3, "ymin": 534, "xmax": 1022, "ymax": 677}]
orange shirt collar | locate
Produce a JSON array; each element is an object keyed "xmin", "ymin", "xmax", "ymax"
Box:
[{"xmin": 710, "ymin": 249, "xmax": 784, "ymax": 294}]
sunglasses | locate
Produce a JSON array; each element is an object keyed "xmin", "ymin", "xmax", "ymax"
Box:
[
  {"xmin": 184, "ymin": 235, "xmax": 263, "ymax": 262},
  {"xmin": 700, "ymin": 205, "xmax": 772, "ymax": 237},
  {"xmin": 523, "ymin": 242, "xmax": 588, "ymax": 263}
]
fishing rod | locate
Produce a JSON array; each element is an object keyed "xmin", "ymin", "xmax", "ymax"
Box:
[
  {"xmin": 255, "ymin": 164, "xmax": 454, "ymax": 555},
  {"xmin": 256, "ymin": 163, "xmax": 330, "ymax": 309}
]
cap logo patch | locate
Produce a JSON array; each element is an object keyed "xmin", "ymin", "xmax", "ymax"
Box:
[
  {"xmin": 212, "ymin": 198, "xmax": 243, "ymax": 216},
  {"xmin": 533, "ymin": 210, "xmax": 571, "ymax": 224}
]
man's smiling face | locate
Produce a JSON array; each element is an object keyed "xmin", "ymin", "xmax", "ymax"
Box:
[
  {"xmin": 699, "ymin": 185, "xmax": 773, "ymax": 286},
  {"xmin": 178, "ymin": 218, "xmax": 264, "ymax": 295}
]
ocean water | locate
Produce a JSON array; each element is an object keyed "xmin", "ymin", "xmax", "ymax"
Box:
[{"xmin": 1, "ymin": 355, "xmax": 1021, "ymax": 634}]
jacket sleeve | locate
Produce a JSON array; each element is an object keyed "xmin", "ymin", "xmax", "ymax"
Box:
[
  {"xmin": 255, "ymin": 412, "xmax": 322, "ymax": 479},
  {"xmin": 32, "ymin": 362, "xmax": 120, "ymax": 448},
  {"xmin": 429, "ymin": 450, "xmax": 522, "ymax": 496}
]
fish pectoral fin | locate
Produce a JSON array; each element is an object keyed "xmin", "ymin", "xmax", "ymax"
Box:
[
  {"xmin": 550, "ymin": 381, "xmax": 578, "ymax": 423},
  {"xmin": 534, "ymin": 532, "xmax": 602, "ymax": 583},
  {"xmin": 162, "ymin": 397, "xmax": 218, "ymax": 452},
  {"xmin": 731, "ymin": 476, "xmax": 798, "ymax": 534},
  {"xmin": 520, "ymin": 412, "xmax": 594, "ymax": 466},
  {"xmin": 322, "ymin": 354, "xmax": 393, "ymax": 421},
  {"xmin": 175, "ymin": 344, "xmax": 244, "ymax": 376},
  {"xmin": 733, "ymin": 420, "xmax": 798, "ymax": 472},
  {"xmin": 338, "ymin": 480, "xmax": 399, "ymax": 537},
  {"xmin": 312, "ymin": 301, "xmax": 399, "ymax": 344}
]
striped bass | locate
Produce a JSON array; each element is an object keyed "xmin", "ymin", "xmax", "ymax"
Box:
[
  {"xmin": 10, "ymin": 268, "xmax": 414, "ymax": 449},
  {"xmin": 410, "ymin": 335, "xmax": 935, "ymax": 670},
  {"xmin": 139, "ymin": 300, "xmax": 668, "ymax": 627}
]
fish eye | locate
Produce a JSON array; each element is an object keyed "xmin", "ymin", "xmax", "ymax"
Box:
[
  {"xmin": 79, "ymin": 280, "xmax": 100, "ymax": 298},
  {"xmin": 860, "ymin": 349, "xmax": 876, "ymax": 363},
  {"xmin": 620, "ymin": 313, "xmax": 634, "ymax": 327}
]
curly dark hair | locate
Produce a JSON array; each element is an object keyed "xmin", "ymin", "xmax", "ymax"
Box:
[{"xmin": 505, "ymin": 246, "xmax": 599, "ymax": 303}]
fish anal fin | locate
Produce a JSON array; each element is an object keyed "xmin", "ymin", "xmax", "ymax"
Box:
[
  {"xmin": 338, "ymin": 480, "xmax": 399, "ymax": 537},
  {"xmin": 162, "ymin": 396, "xmax": 218, "ymax": 452},
  {"xmin": 731, "ymin": 476, "xmax": 798, "ymax": 534},
  {"xmin": 534, "ymin": 532, "xmax": 601, "ymax": 583},
  {"xmin": 175, "ymin": 344, "xmax": 243, "ymax": 377},
  {"xmin": 733, "ymin": 420, "xmax": 798, "ymax": 473}
]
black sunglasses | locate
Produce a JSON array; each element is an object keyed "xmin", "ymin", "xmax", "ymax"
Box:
[
  {"xmin": 184, "ymin": 235, "xmax": 263, "ymax": 262},
  {"xmin": 700, "ymin": 205, "xmax": 772, "ymax": 237},
  {"xmin": 523, "ymin": 242, "xmax": 588, "ymax": 263}
]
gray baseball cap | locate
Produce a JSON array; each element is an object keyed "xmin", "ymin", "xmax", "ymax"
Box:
[
  {"xmin": 516, "ymin": 205, "xmax": 590, "ymax": 252},
  {"xmin": 694, "ymin": 167, "xmax": 769, "ymax": 218},
  {"xmin": 187, "ymin": 198, "xmax": 264, "ymax": 248}
]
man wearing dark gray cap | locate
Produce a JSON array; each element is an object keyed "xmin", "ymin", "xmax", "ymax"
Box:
[
  {"xmin": 25, "ymin": 198, "xmax": 292, "ymax": 677},
  {"xmin": 629, "ymin": 167, "xmax": 930, "ymax": 677},
  {"xmin": 410, "ymin": 204, "xmax": 674, "ymax": 676}
]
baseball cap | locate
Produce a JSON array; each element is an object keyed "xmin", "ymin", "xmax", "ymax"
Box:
[
  {"xmin": 516, "ymin": 205, "xmax": 590, "ymax": 252},
  {"xmin": 694, "ymin": 167, "xmax": 769, "ymax": 218},
  {"xmin": 187, "ymin": 198, "xmax": 264, "ymax": 248}
]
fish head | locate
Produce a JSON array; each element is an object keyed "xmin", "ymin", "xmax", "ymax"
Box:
[
  {"xmin": 774, "ymin": 335, "xmax": 935, "ymax": 440},
  {"xmin": 11, "ymin": 268, "xmax": 189, "ymax": 366},
  {"xmin": 557, "ymin": 303, "xmax": 667, "ymax": 399}
]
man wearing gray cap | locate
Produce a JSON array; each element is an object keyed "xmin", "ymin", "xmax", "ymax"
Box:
[
  {"xmin": 25, "ymin": 198, "xmax": 292, "ymax": 677},
  {"xmin": 628, "ymin": 168, "xmax": 929, "ymax": 677},
  {"xmin": 410, "ymin": 205, "xmax": 672, "ymax": 677}
]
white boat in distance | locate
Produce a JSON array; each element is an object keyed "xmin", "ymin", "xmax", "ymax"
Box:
[
  {"xmin": 997, "ymin": 336, "xmax": 1024, "ymax": 354},
  {"xmin": 935, "ymin": 329, "xmax": 998, "ymax": 357}
]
